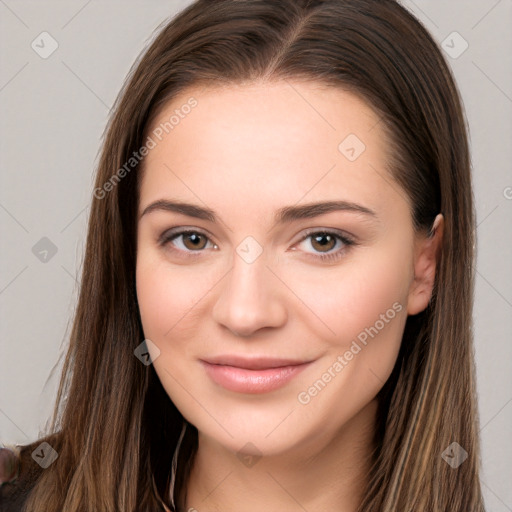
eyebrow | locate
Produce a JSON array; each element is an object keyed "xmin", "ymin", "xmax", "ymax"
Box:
[{"xmin": 139, "ymin": 199, "xmax": 377, "ymax": 224}]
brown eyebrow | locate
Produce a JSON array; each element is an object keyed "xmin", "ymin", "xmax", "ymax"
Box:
[
  {"xmin": 139, "ymin": 199, "xmax": 377, "ymax": 223},
  {"xmin": 140, "ymin": 200, "xmax": 216, "ymax": 221},
  {"xmin": 275, "ymin": 200, "xmax": 376, "ymax": 223}
]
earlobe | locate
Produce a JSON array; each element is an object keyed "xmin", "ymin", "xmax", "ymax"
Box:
[{"xmin": 407, "ymin": 213, "xmax": 444, "ymax": 315}]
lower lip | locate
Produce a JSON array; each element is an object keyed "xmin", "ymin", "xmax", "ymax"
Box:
[{"xmin": 201, "ymin": 361, "xmax": 310, "ymax": 393}]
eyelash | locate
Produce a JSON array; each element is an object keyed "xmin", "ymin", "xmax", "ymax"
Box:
[{"xmin": 158, "ymin": 228, "xmax": 356, "ymax": 263}]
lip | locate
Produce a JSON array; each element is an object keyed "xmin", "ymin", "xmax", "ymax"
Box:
[{"xmin": 200, "ymin": 355, "xmax": 312, "ymax": 394}]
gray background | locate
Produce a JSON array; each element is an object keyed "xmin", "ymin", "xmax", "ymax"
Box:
[{"xmin": 1, "ymin": 0, "xmax": 511, "ymax": 509}]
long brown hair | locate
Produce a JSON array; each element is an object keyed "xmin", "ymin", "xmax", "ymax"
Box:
[{"xmin": 13, "ymin": 0, "xmax": 483, "ymax": 510}]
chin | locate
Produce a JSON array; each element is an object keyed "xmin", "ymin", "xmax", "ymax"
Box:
[{"xmin": 175, "ymin": 385, "xmax": 329, "ymax": 459}]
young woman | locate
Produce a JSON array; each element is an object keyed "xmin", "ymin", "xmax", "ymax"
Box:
[{"xmin": 0, "ymin": 0, "xmax": 485, "ymax": 510}]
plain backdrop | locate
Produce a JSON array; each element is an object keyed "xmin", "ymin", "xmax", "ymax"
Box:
[{"xmin": 1, "ymin": 0, "xmax": 511, "ymax": 509}]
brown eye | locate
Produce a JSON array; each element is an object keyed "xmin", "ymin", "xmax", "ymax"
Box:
[
  {"xmin": 159, "ymin": 229, "xmax": 215, "ymax": 254},
  {"xmin": 181, "ymin": 232, "xmax": 208, "ymax": 250},
  {"xmin": 294, "ymin": 229, "xmax": 355, "ymax": 263},
  {"xmin": 310, "ymin": 232, "xmax": 337, "ymax": 252}
]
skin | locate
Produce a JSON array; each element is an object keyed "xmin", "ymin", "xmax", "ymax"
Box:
[{"xmin": 136, "ymin": 80, "xmax": 443, "ymax": 512}]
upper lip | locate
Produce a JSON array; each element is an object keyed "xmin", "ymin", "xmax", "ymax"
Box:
[{"xmin": 201, "ymin": 355, "xmax": 311, "ymax": 370}]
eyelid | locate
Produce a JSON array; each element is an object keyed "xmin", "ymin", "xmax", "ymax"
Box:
[
  {"xmin": 158, "ymin": 226, "xmax": 357, "ymax": 261},
  {"xmin": 293, "ymin": 227, "xmax": 356, "ymax": 245},
  {"xmin": 158, "ymin": 226, "xmax": 217, "ymax": 246},
  {"xmin": 159, "ymin": 226, "xmax": 355, "ymax": 245}
]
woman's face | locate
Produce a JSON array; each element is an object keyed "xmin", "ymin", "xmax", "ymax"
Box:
[{"xmin": 136, "ymin": 81, "xmax": 435, "ymax": 458}]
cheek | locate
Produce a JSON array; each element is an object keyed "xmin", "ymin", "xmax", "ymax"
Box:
[
  {"xmin": 135, "ymin": 253, "xmax": 211, "ymax": 345},
  {"xmin": 286, "ymin": 244, "xmax": 412, "ymax": 409},
  {"xmin": 135, "ymin": 255, "xmax": 211, "ymax": 413},
  {"xmin": 281, "ymin": 245, "xmax": 413, "ymax": 350},
  {"xmin": 290, "ymin": 244, "xmax": 412, "ymax": 422}
]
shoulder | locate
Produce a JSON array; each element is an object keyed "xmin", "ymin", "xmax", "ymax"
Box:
[{"xmin": 0, "ymin": 440, "xmax": 48, "ymax": 511}]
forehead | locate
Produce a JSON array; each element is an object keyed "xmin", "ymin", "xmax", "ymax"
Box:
[{"xmin": 139, "ymin": 80, "xmax": 403, "ymax": 222}]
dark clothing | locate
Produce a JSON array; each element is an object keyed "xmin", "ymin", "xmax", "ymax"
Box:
[
  {"xmin": 0, "ymin": 438, "xmax": 174, "ymax": 511},
  {"xmin": 0, "ymin": 444, "xmax": 43, "ymax": 512}
]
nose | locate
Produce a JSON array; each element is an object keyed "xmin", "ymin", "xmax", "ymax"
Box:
[{"xmin": 211, "ymin": 246, "xmax": 287, "ymax": 337}]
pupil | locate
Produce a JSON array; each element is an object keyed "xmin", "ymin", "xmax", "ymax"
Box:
[
  {"xmin": 313, "ymin": 233, "xmax": 334, "ymax": 251},
  {"xmin": 186, "ymin": 233, "xmax": 204, "ymax": 249}
]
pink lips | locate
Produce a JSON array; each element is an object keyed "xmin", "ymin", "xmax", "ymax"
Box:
[{"xmin": 201, "ymin": 356, "xmax": 311, "ymax": 393}]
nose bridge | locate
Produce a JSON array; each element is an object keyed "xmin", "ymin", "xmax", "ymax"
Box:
[{"xmin": 212, "ymin": 236, "xmax": 286, "ymax": 336}]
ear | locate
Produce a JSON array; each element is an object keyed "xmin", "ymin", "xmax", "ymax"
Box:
[{"xmin": 407, "ymin": 214, "xmax": 444, "ymax": 315}]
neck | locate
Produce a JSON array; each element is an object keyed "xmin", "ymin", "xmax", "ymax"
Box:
[{"xmin": 181, "ymin": 398, "xmax": 378, "ymax": 512}]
